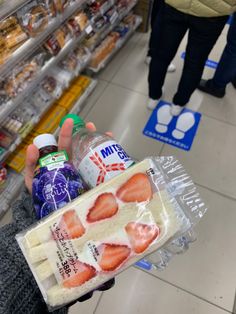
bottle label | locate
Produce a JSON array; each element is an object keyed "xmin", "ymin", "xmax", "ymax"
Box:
[
  {"xmin": 40, "ymin": 151, "xmax": 69, "ymax": 171},
  {"xmin": 33, "ymin": 150, "xmax": 87, "ymax": 219},
  {"xmin": 78, "ymin": 140, "xmax": 134, "ymax": 187}
]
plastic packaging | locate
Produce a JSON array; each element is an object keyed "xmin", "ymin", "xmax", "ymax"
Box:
[
  {"xmin": 0, "ymin": 15, "xmax": 28, "ymax": 62},
  {"xmin": 138, "ymin": 156, "xmax": 206, "ymax": 270},
  {"xmin": 44, "ymin": 24, "xmax": 71, "ymax": 55},
  {"xmin": 54, "ymin": 0, "xmax": 71, "ymax": 13},
  {"xmin": 0, "ymin": 163, "xmax": 7, "ymax": 188},
  {"xmin": 2, "ymin": 102, "xmax": 37, "ymax": 136},
  {"xmin": 3, "ymin": 50, "xmax": 47, "ymax": 98},
  {"xmin": 73, "ymin": 11, "xmax": 89, "ymax": 31},
  {"xmin": 0, "ymin": 128, "xmax": 16, "ymax": 148},
  {"xmin": 17, "ymin": 0, "xmax": 50, "ymax": 36},
  {"xmin": 16, "ymin": 157, "xmax": 207, "ymax": 310},
  {"xmin": 41, "ymin": 75, "xmax": 63, "ymax": 99},
  {"xmin": 60, "ymin": 114, "xmax": 134, "ymax": 188}
]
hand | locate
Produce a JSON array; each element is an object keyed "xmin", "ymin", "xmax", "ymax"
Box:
[{"xmin": 25, "ymin": 119, "xmax": 112, "ymax": 193}]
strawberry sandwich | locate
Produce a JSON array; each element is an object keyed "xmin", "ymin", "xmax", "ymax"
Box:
[{"xmin": 16, "ymin": 157, "xmax": 203, "ymax": 310}]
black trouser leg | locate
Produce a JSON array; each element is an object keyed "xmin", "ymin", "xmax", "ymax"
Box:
[
  {"xmin": 173, "ymin": 15, "xmax": 228, "ymax": 106},
  {"xmin": 148, "ymin": 0, "xmax": 164, "ymax": 56},
  {"xmin": 150, "ymin": 0, "xmax": 164, "ymax": 28},
  {"xmin": 148, "ymin": 5, "xmax": 187, "ymax": 99}
]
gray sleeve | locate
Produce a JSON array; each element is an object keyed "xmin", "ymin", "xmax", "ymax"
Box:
[{"xmin": 0, "ymin": 189, "xmax": 69, "ymax": 314}]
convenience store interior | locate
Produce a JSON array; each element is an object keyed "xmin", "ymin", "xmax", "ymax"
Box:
[{"xmin": 0, "ymin": 1, "xmax": 236, "ymax": 314}]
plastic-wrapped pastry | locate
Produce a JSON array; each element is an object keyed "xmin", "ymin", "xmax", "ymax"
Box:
[
  {"xmin": 17, "ymin": 1, "xmax": 49, "ymax": 36},
  {"xmin": 41, "ymin": 75, "xmax": 63, "ymax": 99},
  {"xmin": 54, "ymin": 25, "xmax": 70, "ymax": 48},
  {"xmin": 45, "ymin": 0, "xmax": 57, "ymax": 17},
  {"xmin": 0, "ymin": 128, "xmax": 15, "ymax": 148},
  {"xmin": 45, "ymin": 25, "xmax": 70, "ymax": 54},
  {"xmin": 67, "ymin": 18, "xmax": 81, "ymax": 36},
  {"xmin": 54, "ymin": 0, "xmax": 71, "ymax": 13},
  {"xmin": 0, "ymin": 36, "xmax": 9, "ymax": 65},
  {"xmin": 0, "ymin": 16, "xmax": 28, "ymax": 52},
  {"xmin": 60, "ymin": 53, "xmax": 79, "ymax": 71},
  {"xmin": 3, "ymin": 51, "xmax": 46, "ymax": 97},
  {"xmin": 74, "ymin": 11, "xmax": 89, "ymax": 31}
]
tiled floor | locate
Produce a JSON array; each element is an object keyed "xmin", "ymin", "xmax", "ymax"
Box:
[{"xmin": 71, "ymin": 24, "xmax": 236, "ymax": 314}]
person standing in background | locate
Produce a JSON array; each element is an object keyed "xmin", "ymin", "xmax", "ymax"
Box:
[
  {"xmin": 146, "ymin": 0, "xmax": 176, "ymax": 73},
  {"xmin": 198, "ymin": 13, "xmax": 236, "ymax": 98},
  {"xmin": 147, "ymin": 0, "xmax": 236, "ymax": 114}
]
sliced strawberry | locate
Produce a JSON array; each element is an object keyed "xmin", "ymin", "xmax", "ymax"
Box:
[
  {"xmin": 116, "ymin": 173, "xmax": 153, "ymax": 203},
  {"xmin": 98, "ymin": 244, "xmax": 131, "ymax": 271},
  {"xmin": 125, "ymin": 222, "xmax": 159, "ymax": 254},
  {"xmin": 63, "ymin": 261, "xmax": 97, "ymax": 288},
  {"xmin": 58, "ymin": 209, "xmax": 85, "ymax": 239},
  {"xmin": 87, "ymin": 193, "xmax": 118, "ymax": 223}
]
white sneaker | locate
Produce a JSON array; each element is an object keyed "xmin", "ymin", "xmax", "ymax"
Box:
[
  {"xmin": 167, "ymin": 63, "xmax": 176, "ymax": 73},
  {"xmin": 170, "ymin": 104, "xmax": 183, "ymax": 116},
  {"xmin": 145, "ymin": 56, "xmax": 151, "ymax": 65},
  {"xmin": 147, "ymin": 98, "xmax": 158, "ymax": 110},
  {"xmin": 147, "ymin": 88, "xmax": 165, "ymax": 110}
]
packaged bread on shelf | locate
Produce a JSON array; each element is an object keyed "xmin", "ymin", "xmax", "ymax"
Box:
[
  {"xmin": 0, "ymin": 16, "xmax": 28, "ymax": 54},
  {"xmin": 17, "ymin": 0, "xmax": 50, "ymax": 36}
]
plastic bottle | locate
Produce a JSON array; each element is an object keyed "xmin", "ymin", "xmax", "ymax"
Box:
[
  {"xmin": 32, "ymin": 134, "xmax": 88, "ymax": 219},
  {"xmin": 60, "ymin": 114, "xmax": 135, "ymax": 188}
]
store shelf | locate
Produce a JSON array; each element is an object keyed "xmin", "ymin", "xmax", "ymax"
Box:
[
  {"xmin": 90, "ymin": 0, "xmax": 115, "ymax": 23},
  {"xmin": 70, "ymin": 79, "xmax": 97, "ymax": 114},
  {"xmin": 0, "ymin": 0, "xmax": 87, "ymax": 79},
  {"xmin": 0, "ymin": 77, "xmax": 97, "ymax": 217},
  {"xmin": 0, "ymin": 0, "xmax": 31, "ymax": 20},
  {"xmin": 88, "ymin": 16, "xmax": 142, "ymax": 73},
  {"xmin": 0, "ymin": 56, "xmax": 92, "ymax": 164},
  {"xmin": 54, "ymin": 78, "xmax": 97, "ymax": 136},
  {"xmin": 0, "ymin": 0, "xmax": 139, "ymax": 218},
  {"xmin": 0, "ymin": 29, "xmax": 88, "ymax": 126},
  {"xmin": 88, "ymin": 0, "xmax": 138, "ymax": 52}
]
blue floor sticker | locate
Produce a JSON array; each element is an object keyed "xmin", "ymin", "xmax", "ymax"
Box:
[
  {"xmin": 181, "ymin": 52, "xmax": 218, "ymax": 69},
  {"xmin": 143, "ymin": 101, "xmax": 201, "ymax": 151},
  {"xmin": 135, "ymin": 259, "xmax": 152, "ymax": 271},
  {"xmin": 227, "ymin": 15, "xmax": 233, "ymax": 25}
]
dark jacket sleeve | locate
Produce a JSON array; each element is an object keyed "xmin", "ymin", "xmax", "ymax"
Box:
[{"xmin": 0, "ymin": 190, "xmax": 68, "ymax": 314}]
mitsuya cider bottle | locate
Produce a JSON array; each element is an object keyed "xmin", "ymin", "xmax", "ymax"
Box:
[{"xmin": 60, "ymin": 114, "xmax": 134, "ymax": 188}]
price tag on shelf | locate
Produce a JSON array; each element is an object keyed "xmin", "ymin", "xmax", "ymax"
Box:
[
  {"xmin": 85, "ymin": 24, "xmax": 93, "ymax": 35},
  {"xmin": 110, "ymin": 11, "xmax": 119, "ymax": 24}
]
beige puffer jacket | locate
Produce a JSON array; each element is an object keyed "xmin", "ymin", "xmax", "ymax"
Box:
[{"xmin": 165, "ymin": 0, "xmax": 236, "ymax": 17}]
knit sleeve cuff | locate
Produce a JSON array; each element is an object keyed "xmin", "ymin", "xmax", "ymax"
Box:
[{"xmin": 12, "ymin": 186, "xmax": 37, "ymax": 229}]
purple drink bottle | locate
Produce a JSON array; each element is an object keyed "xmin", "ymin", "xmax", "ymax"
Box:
[{"xmin": 32, "ymin": 134, "xmax": 87, "ymax": 219}]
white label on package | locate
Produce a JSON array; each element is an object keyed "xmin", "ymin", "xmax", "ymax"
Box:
[
  {"xmin": 85, "ymin": 25, "xmax": 93, "ymax": 34},
  {"xmin": 78, "ymin": 140, "xmax": 134, "ymax": 187},
  {"xmin": 48, "ymin": 219, "xmax": 81, "ymax": 284}
]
